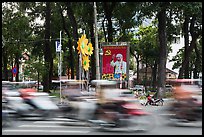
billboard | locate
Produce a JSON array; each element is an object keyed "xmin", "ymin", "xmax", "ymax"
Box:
[{"xmin": 101, "ymin": 43, "xmax": 129, "ymax": 81}]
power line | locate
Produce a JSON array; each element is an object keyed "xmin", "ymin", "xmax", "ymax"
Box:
[{"xmin": 3, "ymin": 35, "xmax": 100, "ymax": 44}]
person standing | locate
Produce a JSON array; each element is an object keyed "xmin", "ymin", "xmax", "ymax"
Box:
[{"xmin": 110, "ymin": 53, "xmax": 127, "ymax": 79}]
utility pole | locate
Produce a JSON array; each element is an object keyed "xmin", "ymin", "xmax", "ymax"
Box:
[
  {"xmin": 94, "ymin": 2, "xmax": 100, "ymax": 80},
  {"xmin": 59, "ymin": 31, "xmax": 62, "ymax": 103}
]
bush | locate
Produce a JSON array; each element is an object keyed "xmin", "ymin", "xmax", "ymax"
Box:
[{"xmin": 164, "ymin": 92, "xmax": 173, "ymax": 98}]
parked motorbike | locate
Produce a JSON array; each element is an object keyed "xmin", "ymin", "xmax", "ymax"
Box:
[{"xmin": 144, "ymin": 95, "xmax": 164, "ymax": 106}]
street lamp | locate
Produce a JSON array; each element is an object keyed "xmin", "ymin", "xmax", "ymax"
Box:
[{"xmin": 94, "ymin": 2, "xmax": 100, "ymax": 80}]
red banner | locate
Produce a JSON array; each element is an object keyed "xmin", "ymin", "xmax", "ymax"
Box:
[{"xmin": 102, "ymin": 45, "xmax": 128, "ymax": 80}]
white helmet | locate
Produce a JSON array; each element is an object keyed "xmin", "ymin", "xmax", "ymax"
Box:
[{"xmin": 116, "ymin": 53, "xmax": 123, "ymax": 58}]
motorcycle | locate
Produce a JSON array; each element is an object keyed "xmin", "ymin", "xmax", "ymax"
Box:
[
  {"xmin": 144, "ymin": 95, "xmax": 164, "ymax": 106},
  {"xmin": 165, "ymin": 98, "xmax": 202, "ymax": 127},
  {"xmin": 57, "ymin": 80, "xmax": 156, "ymax": 132},
  {"xmin": 2, "ymin": 97, "xmax": 14, "ymax": 127},
  {"xmin": 163, "ymin": 79, "xmax": 202, "ymax": 127},
  {"xmin": 4, "ymin": 87, "xmax": 59, "ymax": 120},
  {"xmin": 89, "ymin": 100, "xmax": 155, "ymax": 132}
]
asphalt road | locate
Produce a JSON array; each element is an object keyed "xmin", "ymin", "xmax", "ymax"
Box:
[{"xmin": 2, "ymin": 102, "xmax": 202, "ymax": 135}]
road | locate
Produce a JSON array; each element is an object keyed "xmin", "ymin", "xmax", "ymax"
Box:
[{"xmin": 2, "ymin": 101, "xmax": 202, "ymax": 135}]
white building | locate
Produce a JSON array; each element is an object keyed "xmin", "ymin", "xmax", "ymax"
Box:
[{"xmin": 166, "ymin": 35, "xmax": 184, "ymax": 77}]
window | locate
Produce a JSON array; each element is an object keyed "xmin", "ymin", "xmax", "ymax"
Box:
[{"xmin": 172, "ymin": 37, "xmax": 180, "ymax": 44}]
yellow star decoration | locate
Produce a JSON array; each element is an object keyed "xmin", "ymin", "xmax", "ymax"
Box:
[
  {"xmin": 87, "ymin": 43, "xmax": 94, "ymax": 56},
  {"xmin": 77, "ymin": 34, "xmax": 88, "ymax": 55},
  {"xmin": 82, "ymin": 55, "xmax": 90, "ymax": 71},
  {"xmin": 77, "ymin": 34, "xmax": 93, "ymax": 71}
]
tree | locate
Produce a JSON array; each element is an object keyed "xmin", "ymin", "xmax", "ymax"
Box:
[
  {"xmin": 169, "ymin": 2, "xmax": 202, "ymax": 78},
  {"xmin": 66, "ymin": 2, "xmax": 80, "ymax": 79},
  {"xmin": 131, "ymin": 24, "xmax": 159, "ymax": 88},
  {"xmin": 102, "ymin": 2, "xmax": 116, "ymax": 42},
  {"xmin": 57, "ymin": 2, "xmax": 75, "ymax": 79},
  {"xmin": 156, "ymin": 2, "xmax": 169, "ymax": 98},
  {"xmin": 2, "ymin": 2, "xmax": 33, "ymax": 81},
  {"xmin": 134, "ymin": 2, "xmax": 169, "ymax": 98},
  {"xmin": 42, "ymin": 2, "xmax": 52, "ymax": 92}
]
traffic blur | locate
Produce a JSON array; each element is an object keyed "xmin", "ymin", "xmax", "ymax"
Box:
[
  {"xmin": 162, "ymin": 79, "xmax": 202, "ymax": 126},
  {"xmin": 2, "ymin": 79, "xmax": 202, "ymax": 132},
  {"xmin": 2, "ymin": 81, "xmax": 60, "ymax": 125}
]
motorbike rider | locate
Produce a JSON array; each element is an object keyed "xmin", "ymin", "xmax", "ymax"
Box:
[
  {"xmin": 172, "ymin": 84, "xmax": 200, "ymax": 121},
  {"xmin": 19, "ymin": 88, "xmax": 38, "ymax": 109},
  {"xmin": 95, "ymin": 87, "xmax": 126, "ymax": 124}
]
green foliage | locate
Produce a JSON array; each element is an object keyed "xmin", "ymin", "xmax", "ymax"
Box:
[
  {"xmin": 2, "ymin": 2, "xmax": 202, "ymax": 84},
  {"xmin": 134, "ymin": 23, "xmax": 159, "ymax": 67},
  {"xmin": 23, "ymin": 56, "xmax": 45, "ymax": 81}
]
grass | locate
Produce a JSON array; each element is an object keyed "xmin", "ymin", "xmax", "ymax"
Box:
[
  {"xmin": 164, "ymin": 91, "xmax": 174, "ymax": 98},
  {"xmin": 49, "ymin": 90, "xmax": 62, "ymax": 98}
]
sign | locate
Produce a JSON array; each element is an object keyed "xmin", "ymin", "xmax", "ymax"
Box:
[
  {"xmin": 12, "ymin": 66, "xmax": 18, "ymax": 76},
  {"xmin": 101, "ymin": 44, "xmax": 129, "ymax": 81},
  {"xmin": 55, "ymin": 41, "xmax": 61, "ymax": 52}
]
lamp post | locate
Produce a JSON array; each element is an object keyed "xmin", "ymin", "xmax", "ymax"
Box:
[
  {"xmin": 60, "ymin": 31, "xmax": 63, "ymax": 102},
  {"xmin": 99, "ymin": 48, "xmax": 103, "ymax": 79},
  {"xmin": 94, "ymin": 2, "xmax": 100, "ymax": 80}
]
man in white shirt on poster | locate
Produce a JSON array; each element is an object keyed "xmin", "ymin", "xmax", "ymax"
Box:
[{"xmin": 110, "ymin": 53, "xmax": 127, "ymax": 75}]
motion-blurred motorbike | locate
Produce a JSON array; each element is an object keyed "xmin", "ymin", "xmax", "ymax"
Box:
[
  {"xmin": 87, "ymin": 80, "xmax": 155, "ymax": 132},
  {"xmin": 2, "ymin": 95, "xmax": 16, "ymax": 127},
  {"xmin": 57, "ymin": 80, "xmax": 155, "ymax": 132},
  {"xmin": 4, "ymin": 87, "xmax": 59, "ymax": 120},
  {"xmin": 90, "ymin": 100, "xmax": 155, "ymax": 132},
  {"xmin": 163, "ymin": 79, "xmax": 202, "ymax": 126},
  {"xmin": 166, "ymin": 98, "xmax": 202, "ymax": 124}
]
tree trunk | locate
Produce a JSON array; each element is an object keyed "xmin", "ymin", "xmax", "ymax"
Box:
[
  {"xmin": 43, "ymin": 2, "xmax": 52, "ymax": 93},
  {"xmin": 156, "ymin": 3, "xmax": 168, "ymax": 98},
  {"xmin": 103, "ymin": 2, "xmax": 116, "ymax": 42},
  {"xmin": 144, "ymin": 58, "xmax": 148, "ymax": 88},
  {"xmin": 152, "ymin": 60, "xmax": 157, "ymax": 89},
  {"xmin": 2, "ymin": 48, "xmax": 8, "ymax": 81},
  {"xmin": 89, "ymin": 16, "xmax": 96, "ymax": 80},
  {"xmin": 49, "ymin": 58, "xmax": 53, "ymax": 89},
  {"xmin": 183, "ymin": 17, "xmax": 190, "ymax": 78},
  {"xmin": 136, "ymin": 54, "xmax": 140, "ymax": 84},
  {"xmin": 178, "ymin": 16, "xmax": 201, "ymax": 79},
  {"xmin": 14, "ymin": 53, "xmax": 20, "ymax": 82},
  {"xmin": 193, "ymin": 44, "xmax": 200, "ymax": 79},
  {"xmin": 66, "ymin": 2, "xmax": 79, "ymax": 79},
  {"xmin": 58, "ymin": 4, "xmax": 75, "ymax": 79}
]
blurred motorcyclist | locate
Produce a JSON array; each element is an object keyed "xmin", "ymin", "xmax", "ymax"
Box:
[
  {"xmin": 19, "ymin": 88, "xmax": 37, "ymax": 109},
  {"xmin": 171, "ymin": 83, "xmax": 201, "ymax": 121},
  {"xmin": 95, "ymin": 88, "xmax": 126, "ymax": 124}
]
